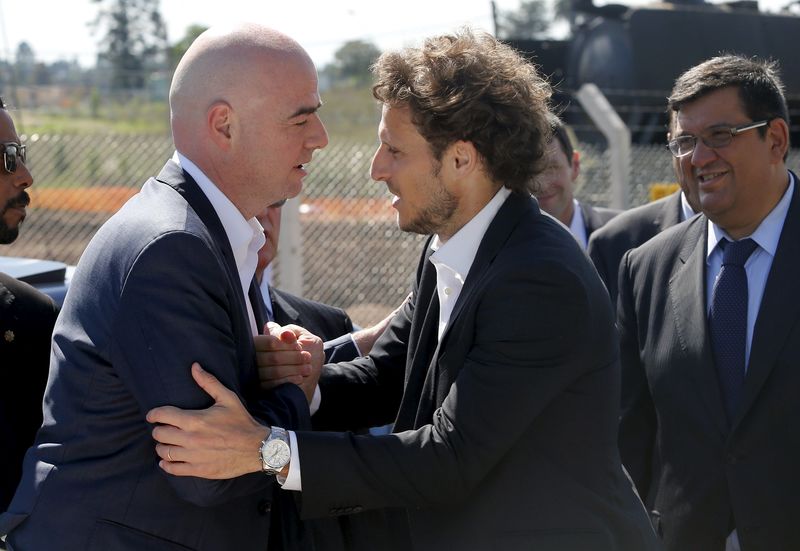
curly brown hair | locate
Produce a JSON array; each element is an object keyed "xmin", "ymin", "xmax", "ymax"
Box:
[{"xmin": 371, "ymin": 28, "xmax": 552, "ymax": 194}]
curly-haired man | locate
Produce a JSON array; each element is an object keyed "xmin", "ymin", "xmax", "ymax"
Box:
[{"xmin": 148, "ymin": 28, "xmax": 659, "ymax": 551}]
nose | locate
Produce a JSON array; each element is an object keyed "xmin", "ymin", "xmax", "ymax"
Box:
[
  {"xmin": 8, "ymin": 158, "xmax": 34, "ymax": 191},
  {"xmin": 307, "ymin": 115, "xmax": 329, "ymax": 151},
  {"xmin": 689, "ymin": 139, "xmax": 717, "ymax": 168},
  {"xmin": 370, "ymin": 145, "xmax": 389, "ymax": 182}
]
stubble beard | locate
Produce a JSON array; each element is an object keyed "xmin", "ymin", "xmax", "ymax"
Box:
[
  {"xmin": 0, "ymin": 191, "xmax": 29, "ymax": 244},
  {"xmin": 401, "ymin": 173, "xmax": 458, "ymax": 237}
]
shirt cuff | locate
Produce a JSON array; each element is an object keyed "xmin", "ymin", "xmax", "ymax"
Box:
[
  {"xmin": 281, "ymin": 430, "xmax": 302, "ymax": 491},
  {"xmin": 349, "ymin": 334, "xmax": 363, "ymax": 357}
]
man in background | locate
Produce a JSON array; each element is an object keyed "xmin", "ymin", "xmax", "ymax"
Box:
[
  {"xmin": 588, "ymin": 115, "xmax": 701, "ymax": 304},
  {"xmin": 0, "ymin": 100, "xmax": 58, "ymax": 513},
  {"xmin": 533, "ymin": 114, "xmax": 618, "ymax": 248},
  {"xmin": 618, "ymin": 55, "xmax": 800, "ymax": 550}
]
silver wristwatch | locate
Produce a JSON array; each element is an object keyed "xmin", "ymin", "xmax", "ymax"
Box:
[{"xmin": 260, "ymin": 426, "xmax": 291, "ymax": 476}]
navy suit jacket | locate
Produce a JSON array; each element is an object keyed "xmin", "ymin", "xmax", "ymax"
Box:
[
  {"xmin": 0, "ymin": 161, "xmax": 309, "ymax": 551},
  {"xmin": 296, "ymin": 192, "xmax": 659, "ymax": 551},
  {"xmin": 617, "ymin": 175, "xmax": 800, "ymax": 550}
]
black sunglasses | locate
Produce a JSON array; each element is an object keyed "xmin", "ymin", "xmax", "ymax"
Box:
[{"xmin": 2, "ymin": 142, "xmax": 26, "ymax": 174}]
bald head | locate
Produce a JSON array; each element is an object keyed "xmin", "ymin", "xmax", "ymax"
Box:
[
  {"xmin": 170, "ymin": 23, "xmax": 313, "ymax": 149},
  {"xmin": 167, "ymin": 23, "xmax": 327, "ymax": 219}
]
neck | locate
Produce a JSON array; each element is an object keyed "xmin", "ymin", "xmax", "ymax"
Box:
[
  {"xmin": 559, "ymin": 199, "xmax": 575, "ymax": 226},
  {"xmin": 719, "ymin": 169, "xmax": 789, "ymax": 240},
  {"xmin": 438, "ymin": 181, "xmax": 503, "ymax": 242}
]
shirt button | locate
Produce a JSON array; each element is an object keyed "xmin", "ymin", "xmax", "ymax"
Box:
[{"xmin": 444, "ymin": 287, "xmax": 452, "ymax": 296}]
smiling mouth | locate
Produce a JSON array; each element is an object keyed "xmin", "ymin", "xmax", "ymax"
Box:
[{"xmin": 697, "ymin": 171, "xmax": 726, "ymax": 183}]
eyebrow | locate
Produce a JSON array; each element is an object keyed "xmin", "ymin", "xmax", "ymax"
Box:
[{"xmin": 289, "ymin": 102, "xmax": 323, "ymax": 119}]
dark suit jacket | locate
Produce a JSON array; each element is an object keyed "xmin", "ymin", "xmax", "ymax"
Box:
[
  {"xmin": 588, "ymin": 191, "xmax": 684, "ymax": 304},
  {"xmin": 617, "ymin": 178, "xmax": 800, "ymax": 550},
  {"xmin": 0, "ymin": 161, "xmax": 310, "ymax": 551},
  {"xmin": 0, "ymin": 275, "xmax": 58, "ymax": 512},
  {"xmin": 294, "ymin": 192, "xmax": 659, "ymax": 551},
  {"xmin": 580, "ymin": 201, "xmax": 620, "ymax": 237},
  {"xmin": 270, "ymin": 287, "xmax": 353, "ymax": 339}
]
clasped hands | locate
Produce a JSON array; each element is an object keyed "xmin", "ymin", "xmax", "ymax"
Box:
[
  {"xmin": 255, "ymin": 321, "xmax": 324, "ymax": 404},
  {"xmin": 145, "ymin": 322, "xmax": 322, "ymax": 479}
]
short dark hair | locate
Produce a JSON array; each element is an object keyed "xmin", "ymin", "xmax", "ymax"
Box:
[
  {"xmin": 668, "ymin": 55, "xmax": 789, "ymax": 137},
  {"xmin": 371, "ymin": 28, "xmax": 552, "ymax": 194},
  {"xmin": 548, "ymin": 113, "xmax": 573, "ymax": 163}
]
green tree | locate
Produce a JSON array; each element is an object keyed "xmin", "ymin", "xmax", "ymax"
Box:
[
  {"xmin": 15, "ymin": 41, "xmax": 36, "ymax": 86},
  {"xmin": 497, "ymin": 0, "xmax": 552, "ymax": 39},
  {"xmin": 329, "ymin": 39, "xmax": 381, "ymax": 85},
  {"xmin": 90, "ymin": 0, "xmax": 168, "ymax": 91},
  {"xmin": 171, "ymin": 24, "xmax": 208, "ymax": 69}
]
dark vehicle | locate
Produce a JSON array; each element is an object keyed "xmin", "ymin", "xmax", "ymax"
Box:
[
  {"xmin": 0, "ymin": 256, "xmax": 72, "ymax": 306},
  {"xmin": 506, "ymin": 0, "xmax": 800, "ymax": 143}
]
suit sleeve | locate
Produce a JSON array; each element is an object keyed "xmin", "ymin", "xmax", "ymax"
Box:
[
  {"xmin": 296, "ymin": 259, "xmax": 596, "ymax": 516},
  {"xmin": 110, "ymin": 232, "xmax": 305, "ymax": 506},
  {"xmin": 311, "ymin": 289, "xmax": 414, "ymax": 431},
  {"xmin": 616, "ymin": 249, "xmax": 656, "ymax": 499},
  {"xmin": 323, "ymin": 334, "xmax": 360, "ymax": 363}
]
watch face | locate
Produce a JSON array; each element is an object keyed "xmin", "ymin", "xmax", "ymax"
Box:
[{"xmin": 264, "ymin": 439, "xmax": 291, "ymax": 470}]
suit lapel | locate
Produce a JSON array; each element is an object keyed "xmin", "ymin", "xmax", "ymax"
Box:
[
  {"xmin": 735, "ymin": 179, "xmax": 800, "ymax": 428},
  {"xmin": 442, "ymin": 192, "xmax": 533, "ymax": 344},
  {"xmin": 270, "ymin": 288, "xmax": 301, "ymax": 326},
  {"xmin": 581, "ymin": 202, "xmax": 600, "ymax": 235},
  {"xmin": 394, "ymin": 243, "xmax": 440, "ymax": 431},
  {"xmin": 154, "ymin": 160, "xmax": 256, "ymax": 364},
  {"xmin": 669, "ymin": 217, "xmax": 729, "ymax": 436}
]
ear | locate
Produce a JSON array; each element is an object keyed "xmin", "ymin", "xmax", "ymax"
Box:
[
  {"xmin": 446, "ymin": 140, "xmax": 479, "ymax": 177},
  {"xmin": 570, "ymin": 151, "xmax": 580, "ymax": 181},
  {"xmin": 207, "ymin": 101, "xmax": 234, "ymax": 151},
  {"xmin": 766, "ymin": 118, "xmax": 789, "ymax": 163}
]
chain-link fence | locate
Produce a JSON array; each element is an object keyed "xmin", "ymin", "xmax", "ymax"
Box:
[{"xmin": 5, "ymin": 132, "xmax": 799, "ymax": 327}]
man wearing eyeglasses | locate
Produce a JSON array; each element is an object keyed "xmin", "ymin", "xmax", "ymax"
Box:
[
  {"xmin": 617, "ymin": 55, "xmax": 800, "ymax": 550},
  {"xmin": 0, "ymin": 100, "xmax": 59, "ymax": 516}
]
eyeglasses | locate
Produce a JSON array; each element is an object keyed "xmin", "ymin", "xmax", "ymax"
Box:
[
  {"xmin": 667, "ymin": 120, "xmax": 769, "ymax": 158},
  {"xmin": 268, "ymin": 198, "xmax": 287, "ymax": 209},
  {"xmin": 2, "ymin": 142, "xmax": 26, "ymax": 173}
]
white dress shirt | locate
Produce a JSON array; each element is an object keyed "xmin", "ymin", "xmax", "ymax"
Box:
[
  {"xmin": 282, "ymin": 186, "xmax": 513, "ymax": 491},
  {"xmin": 567, "ymin": 198, "xmax": 589, "ymax": 249},
  {"xmin": 173, "ymin": 151, "xmax": 265, "ymax": 336}
]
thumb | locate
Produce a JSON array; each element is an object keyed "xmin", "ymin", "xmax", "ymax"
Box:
[
  {"xmin": 191, "ymin": 362, "xmax": 236, "ymax": 406},
  {"xmin": 266, "ymin": 321, "xmax": 282, "ymax": 336}
]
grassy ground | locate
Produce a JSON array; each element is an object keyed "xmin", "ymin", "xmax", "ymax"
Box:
[{"xmin": 17, "ymin": 82, "xmax": 379, "ymax": 140}]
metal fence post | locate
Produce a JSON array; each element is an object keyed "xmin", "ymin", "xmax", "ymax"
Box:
[
  {"xmin": 575, "ymin": 83, "xmax": 631, "ymax": 210},
  {"xmin": 276, "ymin": 196, "xmax": 304, "ymax": 295}
]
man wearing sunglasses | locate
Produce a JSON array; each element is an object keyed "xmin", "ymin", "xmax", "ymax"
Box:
[
  {"xmin": 0, "ymin": 100, "xmax": 59, "ymax": 517},
  {"xmin": 617, "ymin": 55, "xmax": 800, "ymax": 550}
]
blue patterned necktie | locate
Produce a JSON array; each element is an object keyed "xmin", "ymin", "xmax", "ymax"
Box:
[{"xmin": 709, "ymin": 237, "xmax": 758, "ymax": 423}]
